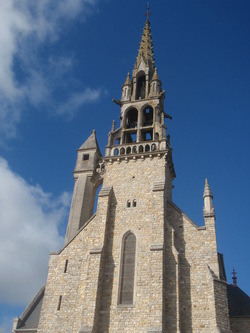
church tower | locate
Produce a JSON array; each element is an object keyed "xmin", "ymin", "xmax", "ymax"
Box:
[{"xmin": 13, "ymin": 15, "xmax": 250, "ymax": 333}]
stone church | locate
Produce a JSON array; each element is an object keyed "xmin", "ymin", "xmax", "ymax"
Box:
[{"xmin": 13, "ymin": 18, "xmax": 250, "ymax": 333}]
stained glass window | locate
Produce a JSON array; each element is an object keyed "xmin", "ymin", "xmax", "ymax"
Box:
[{"xmin": 119, "ymin": 232, "xmax": 136, "ymax": 304}]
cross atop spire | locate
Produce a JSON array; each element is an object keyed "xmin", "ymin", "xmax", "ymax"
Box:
[
  {"xmin": 145, "ymin": 2, "xmax": 151, "ymax": 20},
  {"xmin": 232, "ymin": 267, "xmax": 238, "ymax": 287}
]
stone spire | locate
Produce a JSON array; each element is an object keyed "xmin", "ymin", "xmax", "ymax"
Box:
[
  {"xmin": 203, "ymin": 178, "xmax": 215, "ymax": 217},
  {"xmin": 134, "ymin": 18, "xmax": 155, "ymax": 75}
]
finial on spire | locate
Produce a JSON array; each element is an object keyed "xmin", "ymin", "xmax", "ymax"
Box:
[
  {"xmin": 145, "ymin": 2, "xmax": 151, "ymax": 20},
  {"xmin": 232, "ymin": 267, "xmax": 238, "ymax": 287}
]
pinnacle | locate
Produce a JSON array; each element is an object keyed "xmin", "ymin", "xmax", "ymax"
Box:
[
  {"xmin": 151, "ymin": 67, "xmax": 160, "ymax": 81},
  {"xmin": 123, "ymin": 72, "xmax": 132, "ymax": 86},
  {"xmin": 203, "ymin": 178, "xmax": 213, "ymax": 199}
]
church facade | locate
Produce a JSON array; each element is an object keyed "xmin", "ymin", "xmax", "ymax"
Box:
[{"xmin": 13, "ymin": 18, "xmax": 250, "ymax": 333}]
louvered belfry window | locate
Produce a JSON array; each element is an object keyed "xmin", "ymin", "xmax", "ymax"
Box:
[{"xmin": 119, "ymin": 232, "xmax": 136, "ymax": 304}]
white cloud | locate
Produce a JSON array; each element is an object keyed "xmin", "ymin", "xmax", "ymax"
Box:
[
  {"xmin": 58, "ymin": 88, "xmax": 103, "ymax": 116},
  {"xmin": 0, "ymin": 157, "xmax": 71, "ymax": 306},
  {"xmin": 0, "ymin": 316, "xmax": 13, "ymax": 333},
  {"xmin": 0, "ymin": 0, "xmax": 101, "ymax": 142}
]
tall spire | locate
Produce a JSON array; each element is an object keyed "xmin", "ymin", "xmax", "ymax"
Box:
[{"xmin": 134, "ymin": 18, "xmax": 155, "ymax": 74}]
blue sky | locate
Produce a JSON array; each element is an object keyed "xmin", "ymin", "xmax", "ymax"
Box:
[{"xmin": 0, "ymin": 0, "xmax": 249, "ymax": 331}]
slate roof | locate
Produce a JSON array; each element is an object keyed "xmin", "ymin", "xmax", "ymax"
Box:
[
  {"xmin": 227, "ymin": 284, "xmax": 250, "ymax": 317},
  {"xmin": 15, "ymin": 286, "xmax": 44, "ymax": 332},
  {"xmin": 79, "ymin": 130, "xmax": 99, "ymax": 150}
]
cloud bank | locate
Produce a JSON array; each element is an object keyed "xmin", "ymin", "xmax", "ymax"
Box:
[
  {"xmin": 0, "ymin": 157, "xmax": 70, "ymax": 306},
  {"xmin": 0, "ymin": 0, "xmax": 102, "ymax": 142}
]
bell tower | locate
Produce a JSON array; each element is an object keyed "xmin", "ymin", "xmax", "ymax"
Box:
[
  {"xmin": 13, "ymin": 12, "xmax": 237, "ymax": 333},
  {"xmin": 106, "ymin": 18, "xmax": 175, "ymax": 200}
]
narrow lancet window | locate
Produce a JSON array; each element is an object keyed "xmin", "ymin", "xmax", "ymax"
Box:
[
  {"xmin": 119, "ymin": 232, "xmax": 136, "ymax": 305},
  {"xmin": 136, "ymin": 75, "xmax": 146, "ymax": 99},
  {"xmin": 57, "ymin": 295, "xmax": 62, "ymax": 310},
  {"xmin": 64, "ymin": 259, "xmax": 68, "ymax": 273}
]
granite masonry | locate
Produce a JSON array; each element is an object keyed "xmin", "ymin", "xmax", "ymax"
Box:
[{"xmin": 13, "ymin": 17, "xmax": 250, "ymax": 333}]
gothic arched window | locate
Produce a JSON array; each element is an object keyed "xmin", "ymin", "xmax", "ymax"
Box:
[
  {"xmin": 125, "ymin": 108, "xmax": 138, "ymax": 129},
  {"xmin": 119, "ymin": 232, "xmax": 136, "ymax": 305},
  {"xmin": 136, "ymin": 73, "xmax": 146, "ymax": 99}
]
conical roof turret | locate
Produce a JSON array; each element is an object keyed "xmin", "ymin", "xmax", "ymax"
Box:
[
  {"xmin": 134, "ymin": 19, "xmax": 155, "ymax": 74},
  {"xmin": 122, "ymin": 72, "xmax": 132, "ymax": 87},
  {"xmin": 151, "ymin": 67, "xmax": 160, "ymax": 82},
  {"xmin": 79, "ymin": 129, "xmax": 100, "ymax": 151},
  {"xmin": 75, "ymin": 130, "xmax": 102, "ymax": 173}
]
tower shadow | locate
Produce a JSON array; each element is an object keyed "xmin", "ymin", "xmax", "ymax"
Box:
[
  {"xmin": 164, "ymin": 202, "xmax": 192, "ymax": 333},
  {"xmin": 96, "ymin": 192, "xmax": 117, "ymax": 332}
]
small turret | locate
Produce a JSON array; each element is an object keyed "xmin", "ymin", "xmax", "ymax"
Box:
[
  {"xmin": 203, "ymin": 178, "xmax": 215, "ymax": 217},
  {"xmin": 150, "ymin": 67, "xmax": 162, "ymax": 97},
  {"xmin": 121, "ymin": 72, "xmax": 132, "ymax": 101},
  {"xmin": 74, "ymin": 129, "xmax": 101, "ymax": 173},
  {"xmin": 65, "ymin": 130, "xmax": 102, "ymax": 244}
]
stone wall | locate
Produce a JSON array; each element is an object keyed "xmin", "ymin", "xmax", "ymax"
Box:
[
  {"xmin": 165, "ymin": 201, "xmax": 231, "ymax": 333},
  {"xmin": 38, "ymin": 153, "xmax": 232, "ymax": 333},
  {"xmin": 97, "ymin": 155, "xmax": 167, "ymax": 332}
]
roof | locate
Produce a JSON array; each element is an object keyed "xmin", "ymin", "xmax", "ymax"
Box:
[
  {"xmin": 78, "ymin": 130, "xmax": 101, "ymax": 155},
  {"xmin": 15, "ymin": 286, "xmax": 45, "ymax": 332},
  {"xmin": 227, "ymin": 284, "xmax": 250, "ymax": 317}
]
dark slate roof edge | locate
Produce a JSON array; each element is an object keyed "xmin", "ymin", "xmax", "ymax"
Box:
[
  {"xmin": 230, "ymin": 315, "xmax": 250, "ymax": 318},
  {"xmin": 19, "ymin": 286, "xmax": 45, "ymax": 325},
  {"xmin": 227, "ymin": 284, "xmax": 250, "ymax": 317}
]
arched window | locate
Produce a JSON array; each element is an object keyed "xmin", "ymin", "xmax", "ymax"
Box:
[
  {"xmin": 138, "ymin": 145, "xmax": 144, "ymax": 153},
  {"xmin": 136, "ymin": 74, "xmax": 146, "ymax": 99},
  {"xmin": 142, "ymin": 106, "xmax": 153, "ymax": 127},
  {"xmin": 119, "ymin": 232, "xmax": 136, "ymax": 305},
  {"xmin": 125, "ymin": 108, "xmax": 138, "ymax": 129},
  {"xmin": 126, "ymin": 146, "xmax": 131, "ymax": 154}
]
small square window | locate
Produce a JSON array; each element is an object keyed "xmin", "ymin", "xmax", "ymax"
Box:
[{"xmin": 83, "ymin": 154, "xmax": 89, "ymax": 161}]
